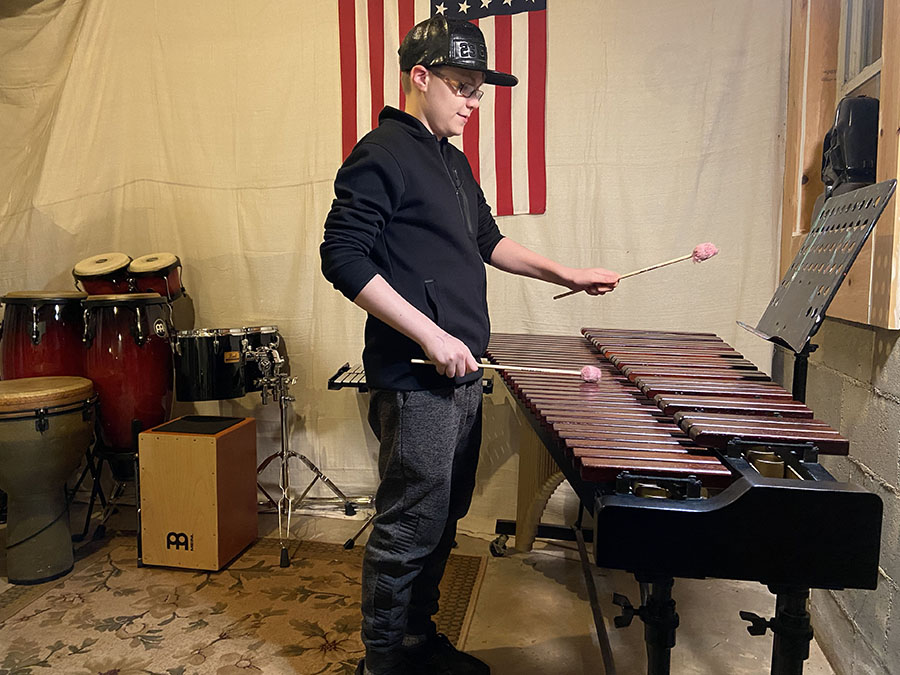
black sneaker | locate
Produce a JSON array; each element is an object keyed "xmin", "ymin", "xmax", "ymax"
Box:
[
  {"xmin": 356, "ymin": 656, "xmax": 416, "ymax": 675},
  {"xmin": 405, "ymin": 633, "xmax": 489, "ymax": 675}
]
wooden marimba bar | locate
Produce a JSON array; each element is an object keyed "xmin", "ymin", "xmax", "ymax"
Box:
[
  {"xmin": 581, "ymin": 327, "xmax": 850, "ymax": 456},
  {"xmin": 485, "ymin": 329, "xmax": 881, "ymax": 675},
  {"xmin": 486, "ymin": 333, "xmax": 733, "ymax": 500}
]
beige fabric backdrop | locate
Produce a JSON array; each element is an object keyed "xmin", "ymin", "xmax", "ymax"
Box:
[{"xmin": 0, "ymin": 0, "xmax": 789, "ymax": 527}]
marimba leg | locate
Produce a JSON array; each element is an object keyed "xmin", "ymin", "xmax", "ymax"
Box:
[
  {"xmin": 613, "ymin": 576, "xmax": 679, "ymax": 675},
  {"xmin": 769, "ymin": 585, "xmax": 813, "ymax": 675},
  {"xmin": 641, "ymin": 577, "xmax": 678, "ymax": 675}
]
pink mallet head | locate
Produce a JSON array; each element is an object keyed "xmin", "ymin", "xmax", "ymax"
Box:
[
  {"xmin": 580, "ymin": 365, "xmax": 603, "ymax": 383},
  {"xmin": 692, "ymin": 242, "xmax": 718, "ymax": 263}
]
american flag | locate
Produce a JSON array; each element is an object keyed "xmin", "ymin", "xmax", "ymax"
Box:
[{"xmin": 338, "ymin": 0, "xmax": 547, "ymax": 216}]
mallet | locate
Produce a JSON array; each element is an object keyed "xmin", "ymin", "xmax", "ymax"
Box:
[
  {"xmin": 411, "ymin": 359, "xmax": 604, "ymax": 383},
  {"xmin": 553, "ymin": 242, "xmax": 719, "ymax": 300}
]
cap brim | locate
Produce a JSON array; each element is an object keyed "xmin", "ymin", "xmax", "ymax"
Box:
[{"xmin": 484, "ymin": 70, "xmax": 518, "ymax": 87}]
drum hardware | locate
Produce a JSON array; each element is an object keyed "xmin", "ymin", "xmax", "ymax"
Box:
[
  {"xmin": 67, "ymin": 440, "xmax": 109, "ymax": 541},
  {"xmin": 245, "ymin": 340, "xmax": 356, "ymax": 568},
  {"xmin": 74, "ymin": 417, "xmax": 144, "ymax": 542},
  {"xmin": 30, "ymin": 305, "xmax": 39, "ymax": 344}
]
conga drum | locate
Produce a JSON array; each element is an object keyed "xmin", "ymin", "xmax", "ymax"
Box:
[
  {"xmin": 242, "ymin": 326, "xmax": 282, "ymax": 391},
  {"xmin": 72, "ymin": 252, "xmax": 132, "ymax": 295},
  {"xmin": 0, "ymin": 292, "xmax": 86, "ymax": 379},
  {"xmin": 83, "ymin": 294, "xmax": 173, "ymax": 458},
  {"xmin": 174, "ymin": 328, "xmax": 247, "ymax": 401},
  {"xmin": 0, "ymin": 377, "xmax": 95, "ymax": 584},
  {"xmin": 128, "ymin": 252, "xmax": 184, "ymax": 301}
]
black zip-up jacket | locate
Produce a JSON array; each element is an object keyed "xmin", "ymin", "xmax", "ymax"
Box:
[{"xmin": 320, "ymin": 107, "xmax": 505, "ymax": 390}]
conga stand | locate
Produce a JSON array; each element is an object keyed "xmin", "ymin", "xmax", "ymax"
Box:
[
  {"xmin": 76, "ymin": 418, "xmax": 143, "ymax": 541},
  {"xmin": 735, "ymin": 179, "xmax": 896, "ymax": 675},
  {"xmin": 247, "ymin": 343, "xmax": 357, "ymax": 567}
]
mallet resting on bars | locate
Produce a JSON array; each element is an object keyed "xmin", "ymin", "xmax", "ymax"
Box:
[
  {"xmin": 411, "ymin": 359, "xmax": 603, "ymax": 383},
  {"xmin": 553, "ymin": 242, "xmax": 719, "ymax": 300}
]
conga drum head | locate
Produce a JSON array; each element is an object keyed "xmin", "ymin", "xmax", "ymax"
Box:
[
  {"xmin": 0, "ymin": 376, "xmax": 95, "ymax": 584},
  {"xmin": 1, "ymin": 295, "xmax": 88, "ymax": 380},
  {"xmin": 128, "ymin": 252, "xmax": 179, "ymax": 274},
  {"xmin": 0, "ymin": 376, "xmax": 93, "ymax": 414},
  {"xmin": 73, "ymin": 252, "xmax": 132, "ymax": 295},
  {"xmin": 1, "ymin": 291, "xmax": 87, "ymax": 304},
  {"xmin": 73, "ymin": 252, "xmax": 131, "ymax": 277}
]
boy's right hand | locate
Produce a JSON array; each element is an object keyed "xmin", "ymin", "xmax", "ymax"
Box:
[{"xmin": 422, "ymin": 332, "xmax": 480, "ymax": 378}]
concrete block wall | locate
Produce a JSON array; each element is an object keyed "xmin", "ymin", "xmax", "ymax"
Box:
[{"xmin": 785, "ymin": 318, "xmax": 900, "ymax": 674}]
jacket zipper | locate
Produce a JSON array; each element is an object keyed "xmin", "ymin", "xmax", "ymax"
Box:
[{"xmin": 439, "ymin": 142, "xmax": 475, "ymax": 237}]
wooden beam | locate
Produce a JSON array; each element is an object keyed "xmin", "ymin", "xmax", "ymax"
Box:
[
  {"xmin": 871, "ymin": 0, "xmax": 900, "ymax": 328},
  {"xmin": 781, "ymin": 1, "xmax": 841, "ymax": 278}
]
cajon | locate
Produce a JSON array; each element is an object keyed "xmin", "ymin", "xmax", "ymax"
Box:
[{"xmin": 139, "ymin": 415, "xmax": 257, "ymax": 570}]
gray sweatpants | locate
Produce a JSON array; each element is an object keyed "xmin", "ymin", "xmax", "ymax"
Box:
[{"xmin": 361, "ymin": 381, "xmax": 483, "ymax": 674}]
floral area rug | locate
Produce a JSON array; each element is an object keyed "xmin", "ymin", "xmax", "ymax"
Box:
[{"xmin": 0, "ymin": 536, "xmax": 486, "ymax": 675}]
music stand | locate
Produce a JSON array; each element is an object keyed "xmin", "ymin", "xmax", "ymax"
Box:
[
  {"xmin": 734, "ymin": 178, "xmax": 895, "ymax": 674},
  {"xmin": 739, "ymin": 179, "xmax": 897, "ymax": 400}
]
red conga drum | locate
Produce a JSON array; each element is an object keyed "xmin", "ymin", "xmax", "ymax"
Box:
[
  {"xmin": 83, "ymin": 294, "xmax": 173, "ymax": 453},
  {"xmin": 72, "ymin": 252, "xmax": 132, "ymax": 295},
  {"xmin": 128, "ymin": 252, "xmax": 184, "ymax": 301},
  {"xmin": 0, "ymin": 292, "xmax": 87, "ymax": 379}
]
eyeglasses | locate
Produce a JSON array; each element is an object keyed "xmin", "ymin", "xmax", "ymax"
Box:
[{"xmin": 429, "ymin": 69, "xmax": 485, "ymax": 101}]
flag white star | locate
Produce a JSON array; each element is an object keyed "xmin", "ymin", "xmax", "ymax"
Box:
[
  {"xmin": 435, "ymin": 2, "xmax": 447, "ymax": 14},
  {"xmin": 480, "ymin": 0, "xmax": 492, "ymax": 7},
  {"xmin": 503, "ymin": 0, "xmax": 513, "ymax": 5},
  {"xmin": 458, "ymin": 0, "xmax": 470, "ymax": 12}
]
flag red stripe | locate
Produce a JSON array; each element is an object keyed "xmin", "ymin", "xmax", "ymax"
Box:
[
  {"xmin": 493, "ymin": 14, "xmax": 514, "ymax": 216},
  {"xmin": 366, "ymin": 0, "xmax": 385, "ymax": 129},
  {"xmin": 462, "ymin": 18, "xmax": 481, "ymax": 183},
  {"xmin": 398, "ymin": 0, "xmax": 416, "ymax": 111},
  {"xmin": 527, "ymin": 9, "xmax": 547, "ymax": 214},
  {"xmin": 338, "ymin": 0, "xmax": 358, "ymax": 159}
]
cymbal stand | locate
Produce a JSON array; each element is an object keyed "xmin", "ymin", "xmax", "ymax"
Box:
[{"xmin": 246, "ymin": 340, "xmax": 356, "ymax": 567}]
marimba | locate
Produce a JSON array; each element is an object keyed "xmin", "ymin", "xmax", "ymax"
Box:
[{"xmin": 485, "ymin": 329, "xmax": 882, "ymax": 675}]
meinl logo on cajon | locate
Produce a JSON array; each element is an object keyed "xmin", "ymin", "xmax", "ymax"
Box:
[{"xmin": 165, "ymin": 531, "xmax": 193, "ymax": 551}]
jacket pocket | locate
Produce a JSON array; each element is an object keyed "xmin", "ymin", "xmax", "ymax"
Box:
[{"xmin": 423, "ymin": 279, "xmax": 446, "ymax": 327}]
